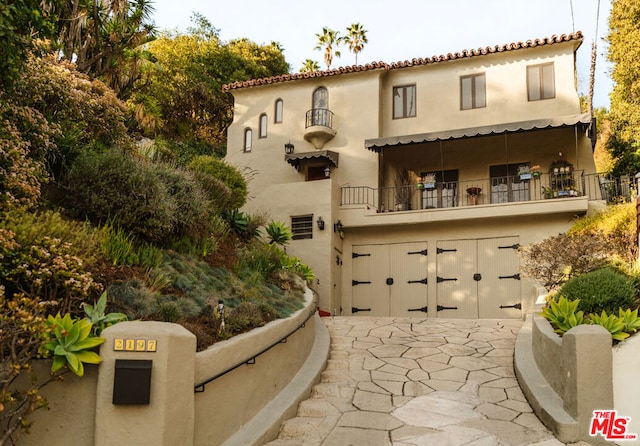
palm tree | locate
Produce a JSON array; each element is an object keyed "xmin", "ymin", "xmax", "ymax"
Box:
[
  {"xmin": 314, "ymin": 27, "xmax": 341, "ymax": 70},
  {"xmin": 341, "ymin": 23, "xmax": 368, "ymax": 65},
  {"xmin": 300, "ymin": 59, "xmax": 320, "ymax": 73}
]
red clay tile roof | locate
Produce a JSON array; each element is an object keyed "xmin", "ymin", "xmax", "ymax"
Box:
[{"xmin": 222, "ymin": 32, "xmax": 583, "ymax": 92}]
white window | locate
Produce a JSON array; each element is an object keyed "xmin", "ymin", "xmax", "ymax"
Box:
[
  {"xmin": 259, "ymin": 114, "xmax": 267, "ymax": 138},
  {"xmin": 393, "ymin": 85, "xmax": 416, "ymax": 119},
  {"xmin": 461, "ymin": 73, "xmax": 486, "ymax": 110},
  {"xmin": 527, "ymin": 63, "xmax": 555, "ymax": 101},
  {"xmin": 244, "ymin": 128, "xmax": 252, "ymax": 152},
  {"xmin": 274, "ymin": 99, "xmax": 283, "ymax": 123}
]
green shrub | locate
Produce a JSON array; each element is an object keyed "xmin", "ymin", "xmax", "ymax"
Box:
[
  {"xmin": 558, "ymin": 268, "xmax": 638, "ymax": 314},
  {"xmin": 151, "ymin": 163, "xmax": 211, "ymax": 239},
  {"xmin": 569, "ymin": 203, "xmax": 636, "ymax": 263},
  {"xmin": 0, "ymin": 210, "xmax": 103, "ymax": 314},
  {"xmin": 225, "ymin": 301, "xmax": 277, "ymax": 334},
  {"xmin": 235, "ymin": 241, "xmax": 288, "ymax": 280},
  {"xmin": 66, "ymin": 150, "xmax": 175, "ymax": 243},
  {"xmin": 188, "ymin": 155, "xmax": 247, "ymax": 211}
]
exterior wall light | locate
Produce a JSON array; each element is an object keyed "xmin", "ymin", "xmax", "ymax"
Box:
[
  {"xmin": 333, "ymin": 220, "xmax": 343, "ymax": 234},
  {"xmin": 316, "ymin": 216, "xmax": 325, "ymax": 230},
  {"xmin": 284, "ymin": 141, "xmax": 295, "ymax": 154},
  {"xmin": 324, "ymin": 165, "xmax": 331, "ymax": 178}
]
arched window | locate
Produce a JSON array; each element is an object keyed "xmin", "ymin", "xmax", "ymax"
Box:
[
  {"xmin": 259, "ymin": 114, "xmax": 267, "ymax": 138},
  {"xmin": 274, "ymin": 99, "xmax": 283, "ymax": 123},
  {"xmin": 244, "ymin": 128, "xmax": 252, "ymax": 152},
  {"xmin": 312, "ymin": 87, "xmax": 328, "ymax": 109}
]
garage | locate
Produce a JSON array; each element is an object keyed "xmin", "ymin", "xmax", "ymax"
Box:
[
  {"xmin": 351, "ymin": 242, "xmax": 428, "ymax": 317},
  {"xmin": 349, "ymin": 237, "xmax": 521, "ymax": 318},
  {"xmin": 436, "ymin": 237, "xmax": 522, "ymax": 318}
]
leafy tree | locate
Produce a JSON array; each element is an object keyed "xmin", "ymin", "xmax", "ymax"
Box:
[
  {"xmin": 341, "ymin": 23, "xmax": 368, "ymax": 65},
  {"xmin": 314, "ymin": 27, "xmax": 341, "ymax": 69},
  {"xmin": 53, "ymin": 0, "xmax": 156, "ymax": 97},
  {"xmin": 0, "ymin": 0, "xmax": 58, "ymax": 87},
  {"xmin": 300, "ymin": 59, "xmax": 320, "ymax": 73},
  {"xmin": 129, "ymin": 19, "xmax": 289, "ymax": 153},
  {"xmin": 606, "ymin": 0, "xmax": 640, "ymax": 176}
]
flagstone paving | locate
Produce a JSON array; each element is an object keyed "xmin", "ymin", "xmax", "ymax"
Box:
[{"xmin": 265, "ymin": 317, "xmax": 592, "ymax": 446}]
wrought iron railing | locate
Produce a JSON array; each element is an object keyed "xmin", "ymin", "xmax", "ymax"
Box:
[
  {"xmin": 340, "ymin": 172, "xmax": 636, "ymax": 211},
  {"xmin": 305, "ymin": 108, "xmax": 334, "ymax": 129}
]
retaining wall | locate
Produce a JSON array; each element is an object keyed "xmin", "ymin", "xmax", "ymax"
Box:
[{"xmin": 15, "ymin": 289, "xmax": 329, "ymax": 446}]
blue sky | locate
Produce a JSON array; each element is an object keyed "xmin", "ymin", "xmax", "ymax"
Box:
[{"xmin": 150, "ymin": 0, "xmax": 612, "ymax": 108}]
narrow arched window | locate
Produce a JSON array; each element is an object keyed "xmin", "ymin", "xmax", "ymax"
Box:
[
  {"xmin": 312, "ymin": 87, "xmax": 328, "ymax": 109},
  {"xmin": 274, "ymin": 99, "xmax": 283, "ymax": 123},
  {"xmin": 259, "ymin": 113, "xmax": 267, "ymax": 138},
  {"xmin": 244, "ymin": 128, "xmax": 252, "ymax": 152}
]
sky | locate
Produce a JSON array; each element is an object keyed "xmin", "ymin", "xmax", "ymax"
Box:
[{"xmin": 150, "ymin": 0, "xmax": 613, "ymax": 109}]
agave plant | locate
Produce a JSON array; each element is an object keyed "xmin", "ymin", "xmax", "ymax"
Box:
[
  {"xmin": 589, "ymin": 310, "xmax": 630, "ymax": 342},
  {"xmin": 83, "ymin": 291, "xmax": 128, "ymax": 335},
  {"xmin": 618, "ymin": 308, "xmax": 640, "ymax": 334},
  {"xmin": 540, "ymin": 296, "xmax": 584, "ymax": 335},
  {"xmin": 42, "ymin": 313, "xmax": 105, "ymax": 377},
  {"xmin": 265, "ymin": 221, "xmax": 292, "ymax": 246}
]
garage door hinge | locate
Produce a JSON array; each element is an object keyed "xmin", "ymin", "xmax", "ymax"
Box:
[
  {"xmin": 352, "ymin": 252, "xmax": 371, "ymax": 259},
  {"xmin": 436, "ymin": 276, "xmax": 458, "ymax": 283},
  {"xmin": 499, "ymin": 303, "xmax": 522, "ymax": 310},
  {"xmin": 352, "ymin": 280, "xmax": 372, "ymax": 286},
  {"xmin": 437, "ymin": 305, "xmax": 458, "ymax": 311},
  {"xmin": 408, "ymin": 249, "xmax": 428, "ymax": 256},
  {"xmin": 408, "ymin": 306, "xmax": 428, "ymax": 313},
  {"xmin": 498, "ymin": 273, "xmax": 521, "ymax": 280},
  {"xmin": 498, "ymin": 244, "xmax": 520, "ymax": 250},
  {"xmin": 408, "ymin": 278, "xmax": 428, "ymax": 284},
  {"xmin": 352, "ymin": 307, "xmax": 371, "ymax": 313},
  {"xmin": 436, "ymin": 248, "xmax": 457, "ymax": 254}
]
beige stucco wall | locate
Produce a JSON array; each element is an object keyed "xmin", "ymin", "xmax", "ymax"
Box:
[
  {"xmin": 613, "ymin": 334, "xmax": 640, "ymax": 446},
  {"xmin": 381, "ymin": 42, "xmax": 581, "ymax": 138},
  {"xmin": 16, "ymin": 362, "xmax": 98, "ymax": 446}
]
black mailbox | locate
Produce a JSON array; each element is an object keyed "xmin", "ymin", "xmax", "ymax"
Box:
[{"xmin": 113, "ymin": 359, "xmax": 152, "ymax": 405}]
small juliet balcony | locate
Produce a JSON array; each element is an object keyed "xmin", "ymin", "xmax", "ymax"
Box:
[
  {"xmin": 304, "ymin": 108, "xmax": 336, "ymax": 149},
  {"xmin": 340, "ymin": 172, "xmax": 634, "ymax": 216}
]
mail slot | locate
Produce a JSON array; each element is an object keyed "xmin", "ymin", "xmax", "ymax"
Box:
[{"xmin": 113, "ymin": 359, "xmax": 152, "ymax": 405}]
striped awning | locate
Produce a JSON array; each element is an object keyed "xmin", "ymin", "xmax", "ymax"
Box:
[
  {"xmin": 285, "ymin": 150, "xmax": 339, "ymax": 168},
  {"xmin": 365, "ymin": 113, "xmax": 592, "ymax": 152}
]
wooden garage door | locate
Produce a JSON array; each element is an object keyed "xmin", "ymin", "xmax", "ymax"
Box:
[
  {"xmin": 351, "ymin": 242, "xmax": 428, "ymax": 317},
  {"xmin": 436, "ymin": 237, "xmax": 521, "ymax": 319}
]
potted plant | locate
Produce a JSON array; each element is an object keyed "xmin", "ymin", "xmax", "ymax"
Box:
[
  {"xmin": 518, "ymin": 165, "xmax": 532, "ymax": 180},
  {"xmin": 422, "ymin": 173, "xmax": 436, "ymax": 189},
  {"xmin": 531, "ymin": 165, "xmax": 541, "ymax": 179},
  {"xmin": 394, "ymin": 168, "xmax": 411, "ymax": 211}
]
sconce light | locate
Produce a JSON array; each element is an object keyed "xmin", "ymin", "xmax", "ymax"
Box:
[
  {"xmin": 316, "ymin": 216, "xmax": 325, "ymax": 230},
  {"xmin": 333, "ymin": 220, "xmax": 344, "ymax": 238},
  {"xmin": 284, "ymin": 141, "xmax": 295, "ymax": 154},
  {"xmin": 323, "ymin": 165, "xmax": 331, "ymax": 178}
]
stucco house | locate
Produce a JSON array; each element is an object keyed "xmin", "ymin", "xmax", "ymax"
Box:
[{"xmin": 224, "ymin": 31, "xmax": 603, "ymax": 319}]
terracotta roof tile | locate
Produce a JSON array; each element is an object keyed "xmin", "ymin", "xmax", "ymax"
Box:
[{"xmin": 222, "ymin": 32, "xmax": 583, "ymax": 92}]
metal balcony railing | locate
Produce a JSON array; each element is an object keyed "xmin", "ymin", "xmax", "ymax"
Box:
[
  {"xmin": 305, "ymin": 108, "xmax": 334, "ymax": 129},
  {"xmin": 340, "ymin": 172, "xmax": 636, "ymax": 211}
]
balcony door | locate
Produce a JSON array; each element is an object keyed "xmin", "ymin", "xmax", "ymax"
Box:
[{"xmin": 490, "ymin": 164, "xmax": 530, "ymax": 204}]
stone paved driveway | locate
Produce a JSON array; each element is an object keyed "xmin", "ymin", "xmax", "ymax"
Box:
[{"xmin": 265, "ymin": 317, "xmax": 590, "ymax": 446}]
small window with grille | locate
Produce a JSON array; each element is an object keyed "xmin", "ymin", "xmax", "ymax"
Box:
[{"xmin": 291, "ymin": 215, "xmax": 313, "ymax": 240}]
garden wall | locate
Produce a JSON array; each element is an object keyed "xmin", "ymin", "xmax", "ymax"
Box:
[
  {"xmin": 515, "ymin": 314, "xmax": 615, "ymax": 445},
  {"xmin": 15, "ymin": 289, "xmax": 329, "ymax": 446}
]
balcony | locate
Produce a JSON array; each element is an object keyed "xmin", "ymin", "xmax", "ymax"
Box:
[
  {"xmin": 304, "ymin": 108, "xmax": 336, "ymax": 149},
  {"xmin": 341, "ymin": 172, "xmax": 634, "ymax": 213}
]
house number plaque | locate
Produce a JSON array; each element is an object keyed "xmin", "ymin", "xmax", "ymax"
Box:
[{"xmin": 113, "ymin": 338, "xmax": 157, "ymax": 352}]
